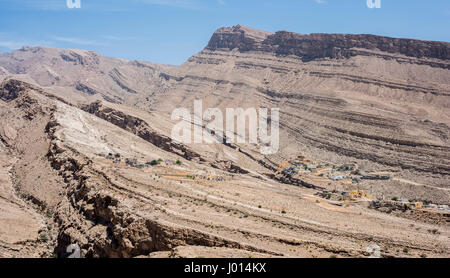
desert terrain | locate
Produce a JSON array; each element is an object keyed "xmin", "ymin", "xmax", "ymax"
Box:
[{"xmin": 0, "ymin": 25, "xmax": 448, "ymax": 258}]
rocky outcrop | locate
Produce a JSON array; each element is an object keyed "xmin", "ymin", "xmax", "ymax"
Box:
[
  {"xmin": 207, "ymin": 25, "xmax": 450, "ymax": 66},
  {"xmin": 0, "ymin": 46, "xmax": 171, "ymax": 107},
  {"xmin": 81, "ymin": 101, "xmax": 204, "ymax": 162},
  {"xmin": 108, "ymin": 68, "xmax": 138, "ymax": 94},
  {"xmin": 0, "ymin": 79, "xmax": 71, "ymax": 107},
  {"xmin": 60, "ymin": 50, "xmax": 100, "ymax": 67},
  {"xmin": 206, "ymin": 25, "xmax": 273, "ymax": 52},
  {"xmin": 370, "ymin": 201, "xmax": 450, "ymax": 226},
  {"xmin": 1, "ymin": 70, "xmax": 448, "ymax": 258},
  {"xmin": 211, "ymin": 160, "xmax": 249, "ymax": 174},
  {"xmin": 0, "ymin": 79, "xmax": 38, "ymax": 102},
  {"xmin": 45, "ymin": 118, "xmax": 275, "ymax": 258},
  {"xmin": 75, "ymin": 82, "xmax": 100, "ymax": 96}
]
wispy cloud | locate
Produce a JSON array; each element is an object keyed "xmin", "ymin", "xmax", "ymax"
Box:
[
  {"xmin": 0, "ymin": 0, "xmax": 67, "ymax": 10},
  {"xmin": 0, "ymin": 40, "xmax": 29, "ymax": 49},
  {"xmin": 314, "ymin": 0, "xmax": 327, "ymax": 4},
  {"xmin": 1, "ymin": 0, "xmax": 213, "ymax": 11},
  {"xmin": 0, "ymin": 36, "xmax": 52, "ymax": 50},
  {"xmin": 134, "ymin": 0, "xmax": 204, "ymax": 10},
  {"xmin": 0, "ymin": 32, "xmax": 133, "ymax": 51},
  {"xmin": 101, "ymin": 35, "xmax": 138, "ymax": 41},
  {"xmin": 50, "ymin": 36, "xmax": 108, "ymax": 46}
]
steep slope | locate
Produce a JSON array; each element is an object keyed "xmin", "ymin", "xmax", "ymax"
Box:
[
  {"xmin": 147, "ymin": 25, "xmax": 450, "ymax": 203},
  {"xmin": 0, "ymin": 26, "xmax": 449, "ymax": 258},
  {"xmin": 207, "ymin": 25, "xmax": 450, "ymax": 63},
  {"xmin": 0, "ymin": 46, "xmax": 172, "ymax": 106},
  {"xmin": 0, "ymin": 26, "xmax": 449, "ymax": 203},
  {"xmin": 0, "ymin": 79, "xmax": 448, "ymax": 258}
]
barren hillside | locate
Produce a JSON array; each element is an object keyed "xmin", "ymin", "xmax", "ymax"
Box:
[{"xmin": 0, "ymin": 25, "xmax": 449, "ymax": 258}]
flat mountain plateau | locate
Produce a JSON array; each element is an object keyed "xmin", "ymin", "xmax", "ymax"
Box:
[{"xmin": 0, "ymin": 25, "xmax": 448, "ymax": 258}]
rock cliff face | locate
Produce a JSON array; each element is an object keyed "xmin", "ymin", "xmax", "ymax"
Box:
[
  {"xmin": 206, "ymin": 25, "xmax": 273, "ymax": 52},
  {"xmin": 0, "ymin": 46, "xmax": 172, "ymax": 106},
  {"xmin": 1, "ymin": 25, "xmax": 450, "ymax": 257},
  {"xmin": 0, "ymin": 79, "xmax": 39, "ymax": 102},
  {"xmin": 159, "ymin": 25, "xmax": 450, "ymax": 204},
  {"xmin": 81, "ymin": 101, "xmax": 204, "ymax": 162},
  {"xmin": 207, "ymin": 25, "xmax": 450, "ymax": 64}
]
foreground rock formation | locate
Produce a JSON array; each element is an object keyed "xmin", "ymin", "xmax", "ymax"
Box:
[{"xmin": 0, "ymin": 25, "xmax": 449, "ymax": 258}]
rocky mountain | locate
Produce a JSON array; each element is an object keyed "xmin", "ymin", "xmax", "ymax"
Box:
[
  {"xmin": 207, "ymin": 25, "xmax": 450, "ymax": 63},
  {"xmin": 0, "ymin": 46, "xmax": 172, "ymax": 106},
  {"xmin": 155, "ymin": 25, "xmax": 450, "ymax": 203},
  {"xmin": 0, "ymin": 25, "xmax": 449, "ymax": 258}
]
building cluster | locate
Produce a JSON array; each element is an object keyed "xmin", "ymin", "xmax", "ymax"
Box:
[{"xmin": 278, "ymin": 155, "xmax": 392, "ymax": 187}]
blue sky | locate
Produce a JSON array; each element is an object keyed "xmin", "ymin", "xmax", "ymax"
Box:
[{"xmin": 0, "ymin": 0, "xmax": 449, "ymax": 65}]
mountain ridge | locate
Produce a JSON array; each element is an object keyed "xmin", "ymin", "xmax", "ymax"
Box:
[
  {"xmin": 206, "ymin": 25, "xmax": 450, "ymax": 63},
  {"xmin": 0, "ymin": 25, "xmax": 449, "ymax": 258}
]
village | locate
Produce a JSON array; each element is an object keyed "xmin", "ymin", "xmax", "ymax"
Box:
[
  {"xmin": 274, "ymin": 155, "xmax": 450, "ymax": 223},
  {"xmin": 97, "ymin": 152, "xmax": 449, "ymax": 225},
  {"xmin": 278, "ymin": 155, "xmax": 390, "ymax": 186},
  {"xmin": 97, "ymin": 152, "xmax": 231, "ymax": 183}
]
